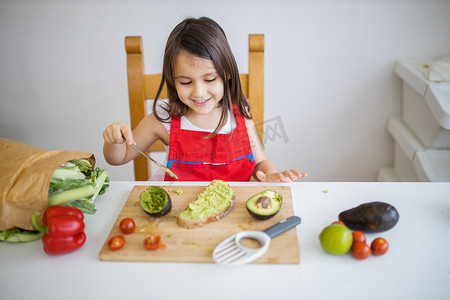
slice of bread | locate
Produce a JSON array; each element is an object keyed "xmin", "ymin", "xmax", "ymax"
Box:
[{"xmin": 177, "ymin": 180, "xmax": 235, "ymax": 229}]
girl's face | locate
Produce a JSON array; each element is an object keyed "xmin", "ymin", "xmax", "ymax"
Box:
[{"xmin": 173, "ymin": 50, "xmax": 224, "ymax": 117}]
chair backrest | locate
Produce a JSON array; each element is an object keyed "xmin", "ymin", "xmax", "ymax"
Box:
[{"xmin": 125, "ymin": 34, "xmax": 264, "ymax": 181}]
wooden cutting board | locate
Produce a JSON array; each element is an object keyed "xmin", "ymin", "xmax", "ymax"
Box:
[{"xmin": 99, "ymin": 184, "xmax": 300, "ymax": 264}]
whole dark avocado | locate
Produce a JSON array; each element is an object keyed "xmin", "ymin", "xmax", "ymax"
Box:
[
  {"xmin": 140, "ymin": 186, "xmax": 172, "ymax": 217},
  {"xmin": 338, "ymin": 201, "xmax": 399, "ymax": 232},
  {"xmin": 246, "ymin": 190, "xmax": 282, "ymax": 220}
]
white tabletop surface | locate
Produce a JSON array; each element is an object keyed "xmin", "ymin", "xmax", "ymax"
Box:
[{"xmin": 1, "ymin": 181, "xmax": 449, "ymax": 300}]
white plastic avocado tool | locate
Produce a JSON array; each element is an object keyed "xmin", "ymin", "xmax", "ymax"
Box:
[{"xmin": 212, "ymin": 216, "xmax": 301, "ymax": 266}]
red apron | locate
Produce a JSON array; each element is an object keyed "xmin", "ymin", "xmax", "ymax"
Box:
[{"xmin": 164, "ymin": 104, "xmax": 255, "ymax": 181}]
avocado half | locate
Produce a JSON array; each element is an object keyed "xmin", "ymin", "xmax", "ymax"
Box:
[
  {"xmin": 140, "ymin": 186, "xmax": 172, "ymax": 217},
  {"xmin": 246, "ymin": 190, "xmax": 282, "ymax": 220}
]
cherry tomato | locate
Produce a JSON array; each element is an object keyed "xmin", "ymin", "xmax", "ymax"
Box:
[
  {"xmin": 351, "ymin": 242, "xmax": 371, "ymax": 260},
  {"xmin": 119, "ymin": 217, "xmax": 136, "ymax": 234},
  {"xmin": 371, "ymin": 238, "xmax": 389, "ymax": 256},
  {"xmin": 352, "ymin": 231, "xmax": 366, "ymax": 244},
  {"xmin": 143, "ymin": 235, "xmax": 165, "ymax": 250},
  {"xmin": 107, "ymin": 235, "xmax": 125, "ymax": 251},
  {"xmin": 332, "ymin": 221, "xmax": 345, "ymax": 226}
]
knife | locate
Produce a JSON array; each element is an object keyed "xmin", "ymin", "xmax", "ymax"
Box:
[{"xmin": 130, "ymin": 144, "xmax": 178, "ymax": 179}]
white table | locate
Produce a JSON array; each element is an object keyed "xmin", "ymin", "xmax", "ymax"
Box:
[{"xmin": 1, "ymin": 181, "xmax": 449, "ymax": 300}]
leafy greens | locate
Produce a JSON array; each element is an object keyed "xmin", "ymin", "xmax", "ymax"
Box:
[
  {"xmin": 48, "ymin": 159, "xmax": 109, "ymax": 214},
  {"xmin": 0, "ymin": 228, "xmax": 44, "ymax": 242}
]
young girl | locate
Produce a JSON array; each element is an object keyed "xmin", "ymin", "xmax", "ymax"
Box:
[{"xmin": 103, "ymin": 16, "xmax": 307, "ymax": 182}]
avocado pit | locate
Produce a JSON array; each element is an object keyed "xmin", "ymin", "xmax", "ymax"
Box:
[{"xmin": 256, "ymin": 196, "xmax": 272, "ymax": 209}]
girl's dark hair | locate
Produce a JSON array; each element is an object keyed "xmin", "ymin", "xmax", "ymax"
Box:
[{"xmin": 152, "ymin": 16, "xmax": 251, "ymax": 137}]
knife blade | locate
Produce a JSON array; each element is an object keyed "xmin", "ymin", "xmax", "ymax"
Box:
[{"xmin": 130, "ymin": 144, "xmax": 178, "ymax": 179}]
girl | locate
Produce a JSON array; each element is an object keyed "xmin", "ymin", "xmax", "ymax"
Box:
[{"xmin": 103, "ymin": 16, "xmax": 307, "ymax": 182}]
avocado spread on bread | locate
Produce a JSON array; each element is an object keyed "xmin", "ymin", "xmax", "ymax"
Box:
[{"xmin": 179, "ymin": 180, "xmax": 234, "ymax": 221}]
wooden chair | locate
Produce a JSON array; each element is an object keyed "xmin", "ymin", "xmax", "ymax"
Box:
[{"xmin": 125, "ymin": 34, "xmax": 264, "ymax": 181}]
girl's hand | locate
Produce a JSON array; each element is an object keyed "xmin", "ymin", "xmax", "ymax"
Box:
[
  {"xmin": 103, "ymin": 122, "xmax": 135, "ymax": 145},
  {"xmin": 255, "ymin": 169, "xmax": 307, "ymax": 183}
]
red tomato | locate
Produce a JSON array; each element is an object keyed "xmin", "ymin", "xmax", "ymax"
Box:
[
  {"xmin": 351, "ymin": 242, "xmax": 371, "ymax": 260},
  {"xmin": 107, "ymin": 235, "xmax": 125, "ymax": 251},
  {"xmin": 371, "ymin": 238, "xmax": 389, "ymax": 256},
  {"xmin": 120, "ymin": 217, "xmax": 136, "ymax": 234},
  {"xmin": 352, "ymin": 231, "xmax": 366, "ymax": 244},
  {"xmin": 143, "ymin": 235, "xmax": 165, "ymax": 250},
  {"xmin": 332, "ymin": 221, "xmax": 345, "ymax": 226}
]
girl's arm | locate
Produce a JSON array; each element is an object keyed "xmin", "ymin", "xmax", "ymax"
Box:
[
  {"xmin": 245, "ymin": 118, "xmax": 307, "ymax": 182},
  {"xmin": 103, "ymin": 113, "xmax": 169, "ymax": 165}
]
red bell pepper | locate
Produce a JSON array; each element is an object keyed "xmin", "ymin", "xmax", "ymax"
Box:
[
  {"xmin": 42, "ymin": 205, "xmax": 84, "ymax": 224},
  {"xmin": 42, "ymin": 232, "xmax": 86, "ymax": 255},
  {"xmin": 32, "ymin": 205, "xmax": 86, "ymax": 255}
]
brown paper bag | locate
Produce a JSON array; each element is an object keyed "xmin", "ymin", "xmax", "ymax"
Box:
[{"xmin": 0, "ymin": 137, "xmax": 95, "ymax": 231}]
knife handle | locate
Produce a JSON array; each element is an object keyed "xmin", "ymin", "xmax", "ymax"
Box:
[{"xmin": 263, "ymin": 216, "xmax": 301, "ymax": 239}]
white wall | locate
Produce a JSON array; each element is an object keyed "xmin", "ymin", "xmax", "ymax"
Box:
[{"xmin": 1, "ymin": 0, "xmax": 449, "ymax": 182}]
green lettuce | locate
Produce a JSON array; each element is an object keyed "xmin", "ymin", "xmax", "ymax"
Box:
[
  {"xmin": 0, "ymin": 228, "xmax": 44, "ymax": 242},
  {"xmin": 47, "ymin": 159, "xmax": 109, "ymax": 214}
]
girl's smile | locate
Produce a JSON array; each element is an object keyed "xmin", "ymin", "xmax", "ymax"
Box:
[
  {"xmin": 192, "ymin": 97, "xmax": 211, "ymax": 105},
  {"xmin": 174, "ymin": 50, "xmax": 224, "ymax": 128}
]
